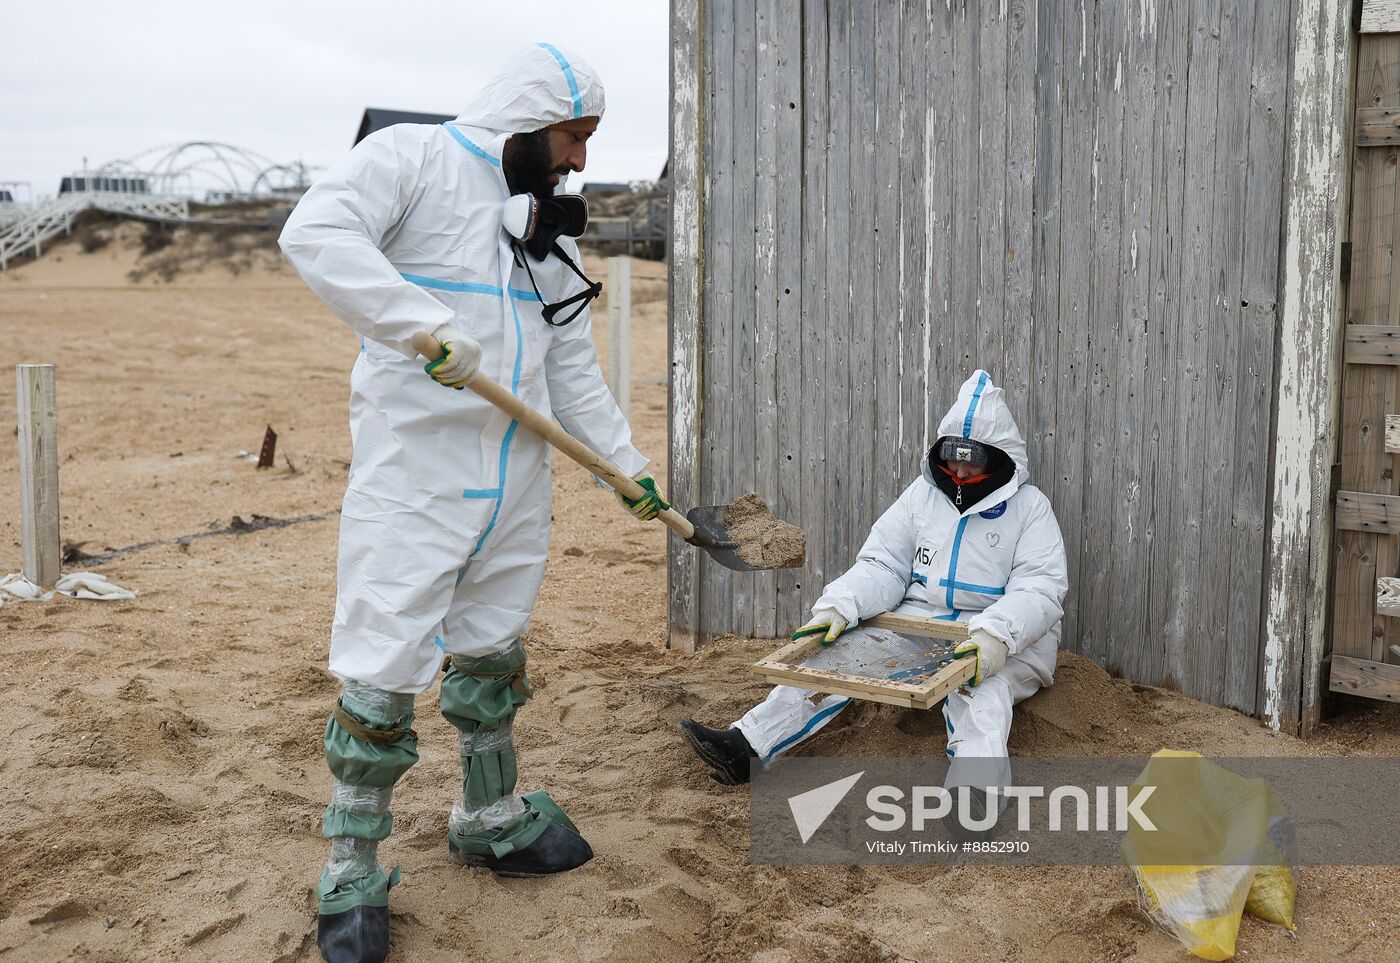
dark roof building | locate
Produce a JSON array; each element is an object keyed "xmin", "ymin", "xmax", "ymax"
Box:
[{"xmin": 354, "ymin": 108, "xmax": 454, "ymax": 145}]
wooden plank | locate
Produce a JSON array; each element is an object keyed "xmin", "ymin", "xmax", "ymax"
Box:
[
  {"xmin": 1344, "ymin": 324, "xmax": 1400, "ymax": 364},
  {"xmin": 17, "ymin": 364, "xmax": 61, "ymax": 591},
  {"xmin": 871, "ymin": 0, "xmax": 902, "ymax": 517},
  {"xmin": 729, "ymin": 0, "xmax": 758, "ymax": 638},
  {"xmin": 753, "ymin": 665, "xmax": 919, "ymax": 708},
  {"xmin": 1002, "ymin": 0, "xmax": 1036, "ymax": 459},
  {"xmin": 1331, "ymin": 37, "xmax": 1398, "ymax": 676},
  {"xmin": 607, "ymin": 256, "xmax": 630, "ymax": 417},
  {"xmin": 1329, "ymin": 655, "xmax": 1400, "ymax": 702},
  {"xmin": 976, "ymin": 0, "xmax": 1007, "ymax": 385},
  {"xmin": 847, "ymin": 0, "xmax": 876, "ymax": 580},
  {"xmin": 1335, "ymin": 490, "xmax": 1400, "ymax": 533},
  {"xmin": 1376, "ymin": 576, "xmax": 1400, "ymax": 616},
  {"xmin": 798, "ymin": 0, "xmax": 829, "ymax": 628},
  {"xmin": 1141, "ymin": 0, "xmax": 1191, "ymax": 693},
  {"xmin": 1356, "ymin": 106, "xmax": 1400, "ymax": 146},
  {"xmin": 1029, "ymin": 0, "xmax": 1063, "ymax": 593},
  {"xmin": 1081, "ymin": 0, "xmax": 1125, "ymax": 674},
  {"xmin": 1163, "ymin": 0, "xmax": 1223, "ymax": 699},
  {"xmin": 771, "ymin": 0, "xmax": 804, "ymax": 636},
  {"xmin": 1228, "ymin": 0, "xmax": 1291, "ymax": 713},
  {"xmin": 666, "ymin": 0, "xmax": 702, "ymax": 651},
  {"xmin": 1362, "ymin": 37, "xmax": 1400, "ymax": 667},
  {"xmin": 948, "ymin": 0, "xmax": 979, "ymax": 395},
  {"xmin": 1261, "ymin": 0, "xmax": 1357, "ymax": 734},
  {"xmin": 1199, "ymin": 0, "xmax": 1254, "ymax": 711},
  {"xmin": 1386, "ymin": 413, "xmax": 1400, "ymax": 451},
  {"xmin": 896, "ymin": 0, "xmax": 930, "ymax": 496},
  {"xmin": 924, "ymin": 1, "xmax": 955, "ymax": 441},
  {"xmin": 864, "ymin": 612, "xmax": 971, "ymax": 642},
  {"xmin": 1362, "ymin": 1, "xmax": 1400, "ymax": 34},
  {"xmin": 1055, "ymin": 0, "xmax": 1093, "ymax": 655},
  {"xmin": 699, "ymin": 0, "xmax": 734, "ymax": 644},
  {"xmin": 1109, "ymin": 0, "xmax": 1160, "ymax": 687},
  {"xmin": 824, "ymin": 0, "xmax": 853, "ymax": 591},
  {"xmin": 752, "ymin": 0, "xmax": 780, "ymax": 638}
]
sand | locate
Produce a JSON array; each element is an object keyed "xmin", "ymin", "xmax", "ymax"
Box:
[
  {"xmin": 723, "ymin": 492, "xmax": 807, "ymax": 569},
  {"xmin": 1, "ymin": 232, "xmax": 1399, "ymax": 962}
]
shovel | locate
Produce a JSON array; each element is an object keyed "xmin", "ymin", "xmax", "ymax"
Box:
[{"xmin": 411, "ymin": 333, "xmax": 774, "ymax": 572}]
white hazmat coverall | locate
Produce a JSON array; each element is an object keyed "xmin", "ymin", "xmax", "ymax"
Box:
[
  {"xmin": 280, "ymin": 45, "xmax": 645, "ymax": 694},
  {"xmin": 736, "ymin": 371, "xmax": 1068, "ymax": 765}
]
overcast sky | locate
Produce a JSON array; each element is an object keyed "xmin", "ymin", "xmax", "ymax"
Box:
[{"xmin": 1, "ymin": 1, "xmax": 670, "ymax": 200}]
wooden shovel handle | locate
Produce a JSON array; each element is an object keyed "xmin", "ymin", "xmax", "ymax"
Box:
[{"xmin": 411, "ymin": 333, "xmax": 696, "ymax": 540}]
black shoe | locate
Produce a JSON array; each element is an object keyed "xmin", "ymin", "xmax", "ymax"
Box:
[
  {"xmin": 448, "ymin": 820, "xmax": 593, "ymax": 877},
  {"xmin": 317, "ymin": 904, "xmax": 389, "ymax": 963},
  {"xmin": 680, "ymin": 719, "xmax": 756, "ymax": 786}
]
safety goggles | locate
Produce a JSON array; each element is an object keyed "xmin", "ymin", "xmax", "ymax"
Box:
[
  {"xmin": 937, "ymin": 437, "xmax": 992, "ymax": 469},
  {"xmin": 503, "ymin": 192, "xmax": 602, "ymax": 326}
]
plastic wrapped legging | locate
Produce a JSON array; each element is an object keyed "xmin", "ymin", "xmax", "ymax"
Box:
[
  {"xmin": 440, "ymin": 640, "xmax": 549, "ymax": 858},
  {"xmin": 316, "ymin": 681, "xmax": 419, "ymax": 915}
]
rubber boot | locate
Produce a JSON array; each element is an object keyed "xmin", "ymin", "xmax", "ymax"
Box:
[
  {"xmin": 448, "ymin": 819, "xmax": 593, "ymax": 877},
  {"xmin": 317, "ymin": 905, "xmax": 389, "ymax": 963},
  {"xmin": 442, "ymin": 643, "xmax": 593, "ymax": 874},
  {"xmin": 316, "ymin": 683, "xmax": 417, "ymax": 963},
  {"xmin": 680, "ymin": 719, "xmax": 757, "ymax": 785}
]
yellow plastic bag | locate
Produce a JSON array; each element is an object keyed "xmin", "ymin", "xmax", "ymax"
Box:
[
  {"xmin": 1245, "ymin": 861, "xmax": 1296, "ymax": 930},
  {"xmin": 1122, "ymin": 750, "xmax": 1296, "ymax": 960}
]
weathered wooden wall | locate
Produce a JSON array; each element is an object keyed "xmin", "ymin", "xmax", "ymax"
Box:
[
  {"xmin": 669, "ymin": 0, "xmax": 1351, "ymax": 724},
  {"xmin": 1330, "ymin": 27, "xmax": 1400, "ymax": 707}
]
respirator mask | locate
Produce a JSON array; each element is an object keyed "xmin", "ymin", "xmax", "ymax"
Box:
[{"xmin": 502, "ymin": 192, "xmax": 603, "ymax": 326}]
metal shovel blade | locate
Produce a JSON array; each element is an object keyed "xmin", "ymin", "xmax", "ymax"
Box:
[{"xmin": 684, "ymin": 506, "xmax": 764, "ymax": 572}]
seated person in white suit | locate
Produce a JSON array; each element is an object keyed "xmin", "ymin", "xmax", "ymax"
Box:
[{"xmin": 681, "ymin": 370, "xmax": 1069, "ymax": 784}]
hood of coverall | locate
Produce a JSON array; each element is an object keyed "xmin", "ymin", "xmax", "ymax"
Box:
[
  {"xmin": 454, "ymin": 43, "xmax": 606, "ymax": 138},
  {"xmin": 922, "ymin": 370, "xmax": 1030, "ymax": 508}
]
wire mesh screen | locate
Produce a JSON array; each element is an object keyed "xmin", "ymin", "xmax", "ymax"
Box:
[{"xmin": 795, "ymin": 627, "xmax": 959, "ymax": 684}]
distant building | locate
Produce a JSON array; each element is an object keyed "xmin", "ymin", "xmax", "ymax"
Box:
[
  {"xmin": 580, "ymin": 182, "xmax": 631, "ymax": 195},
  {"xmin": 58, "ymin": 175, "xmax": 150, "ymax": 195},
  {"xmin": 0, "ymin": 189, "xmax": 13, "ymax": 203},
  {"xmin": 354, "ymin": 108, "xmax": 454, "ymax": 145}
]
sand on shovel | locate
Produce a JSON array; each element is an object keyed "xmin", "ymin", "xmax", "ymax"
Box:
[{"xmin": 722, "ymin": 492, "xmax": 807, "ymax": 568}]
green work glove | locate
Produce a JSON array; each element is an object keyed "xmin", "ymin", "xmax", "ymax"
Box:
[
  {"xmin": 616, "ymin": 473, "xmax": 669, "ymax": 521},
  {"xmin": 791, "ymin": 607, "xmax": 849, "ymax": 645},
  {"xmin": 954, "ymin": 629, "xmax": 1009, "ymax": 687}
]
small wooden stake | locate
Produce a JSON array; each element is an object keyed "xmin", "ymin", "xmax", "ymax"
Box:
[
  {"xmin": 607, "ymin": 256, "xmax": 631, "ymax": 417},
  {"xmin": 17, "ymin": 364, "xmax": 60, "ymax": 590},
  {"xmin": 257, "ymin": 425, "xmax": 278, "ymax": 469}
]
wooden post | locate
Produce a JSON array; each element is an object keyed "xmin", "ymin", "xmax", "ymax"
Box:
[
  {"xmin": 16, "ymin": 364, "xmax": 60, "ymax": 590},
  {"xmin": 668, "ymin": 0, "xmax": 704, "ymax": 653},
  {"xmin": 608, "ymin": 255, "xmax": 631, "ymax": 418}
]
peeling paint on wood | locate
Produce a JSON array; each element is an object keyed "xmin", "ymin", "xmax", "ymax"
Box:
[
  {"xmin": 667, "ymin": 0, "xmax": 703, "ymax": 653},
  {"xmin": 1262, "ymin": 0, "xmax": 1352, "ymax": 734}
]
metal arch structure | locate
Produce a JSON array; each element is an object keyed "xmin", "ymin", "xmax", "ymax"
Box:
[{"xmin": 95, "ymin": 141, "xmax": 317, "ymax": 200}]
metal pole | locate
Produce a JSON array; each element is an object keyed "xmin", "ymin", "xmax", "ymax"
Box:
[
  {"xmin": 17, "ymin": 364, "xmax": 61, "ymax": 590},
  {"xmin": 607, "ymin": 256, "xmax": 632, "ymax": 418}
]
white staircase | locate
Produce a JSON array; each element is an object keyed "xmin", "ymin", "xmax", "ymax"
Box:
[{"xmin": 0, "ymin": 192, "xmax": 189, "ymax": 270}]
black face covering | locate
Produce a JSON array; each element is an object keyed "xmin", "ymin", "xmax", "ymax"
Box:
[
  {"xmin": 509, "ymin": 194, "xmax": 602, "ymax": 326},
  {"xmin": 521, "ymin": 195, "xmax": 589, "ymax": 262},
  {"xmin": 929, "ymin": 438, "xmax": 1015, "ymax": 511}
]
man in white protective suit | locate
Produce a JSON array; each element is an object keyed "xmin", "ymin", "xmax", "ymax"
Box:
[
  {"xmin": 279, "ymin": 45, "xmax": 668, "ymax": 963},
  {"xmin": 681, "ymin": 371, "xmax": 1067, "ymax": 793}
]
